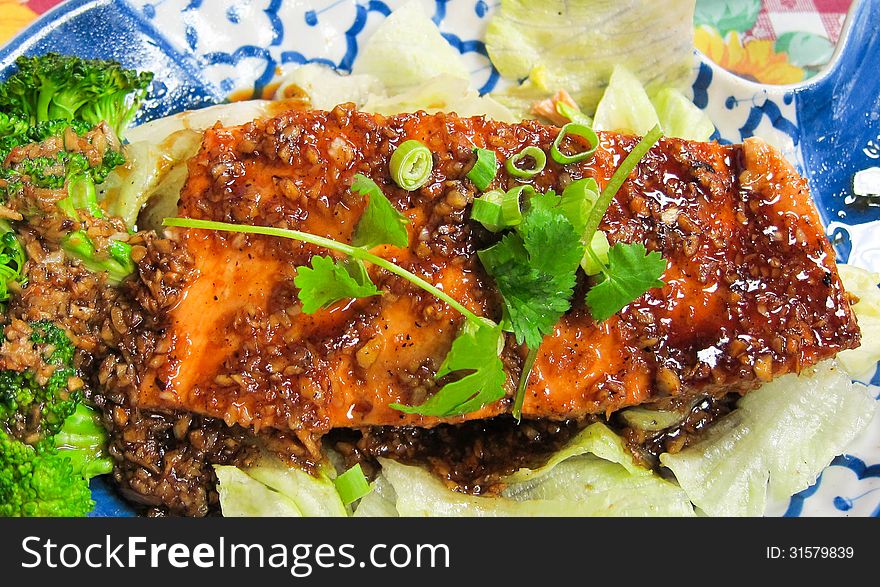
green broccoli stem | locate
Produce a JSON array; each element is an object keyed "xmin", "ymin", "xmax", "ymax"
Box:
[
  {"xmin": 57, "ymin": 174, "xmax": 103, "ymax": 220},
  {"xmin": 61, "ymin": 230, "xmax": 134, "ymax": 284},
  {"xmin": 55, "ymin": 403, "xmax": 113, "ymax": 479},
  {"xmin": 0, "ymin": 53, "xmax": 154, "ymax": 141},
  {"xmin": 0, "ymin": 226, "xmax": 27, "ymax": 305}
]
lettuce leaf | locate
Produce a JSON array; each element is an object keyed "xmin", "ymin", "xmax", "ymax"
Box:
[
  {"xmin": 592, "ymin": 66, "xmax": 715, "ymax": 140},
  {"xmin": 487, "ymin": 0, "xmax": 695, "ymax": 115},
  {"xmin": 371, "ymin": 422, "xmax": 694, "ymax": 517},
  {"xmin": 276, "ymin": 65, "xmax": 514, "ymax": 121},
  {"xmin": 274, "ymin": 64, "xmax": 384, "ymax": 111},
  {"xmin": 243, "ymin": 458, "xmax": 347, "ymax": 517},
  {"xmin": 503, "ymin": 457, "xmax": 695, "ymax": 516},
  {"xmin": 102, "ymin": 100, "xmax": 277, "ymax": 228},
  {"xmin": 660, "ymin": 361, "xmax": 876, "ymax": 516},
  {"xmin": 352, "ymin": 475, "xmax": 399, "ymax": 518},
  {"xmin": 215, "ymin": 454, "xmax": 347, "ymax": 517},
  {"xmin": 379, "ymin": 458, "xmax": 576, "ymax": 517},
  {"xmin": 502, "ymin": 423, "xmax": 695, "ymax": 517},
  {"xmin": 352, "ymin": 1, "xmax": 469, "ymax": 91},
  {"xmin": 214, "ymin": 465, "xmax": 303, "ymax": 517},
  {"xmin": 653, "ymin": 87, "xmax": 715, "ymax": 141},
  {"xmin": 837, "ymin": 264, "xmax": 880, "ymax": 380},
  {"xmin": 100, "ymin": 130, "xmax": 201, "ymax": 229},
  {"xmin": 619, "ymin": 406, "xmax": 686, "ymax": 431},
  {"xmin": 592, "ymin": 65, "xmax": 660, "ymax": 136},
  {"xmin": 505, "ymin": 421, "xmax": 642, "ymax": 484},
  {"xmin": 364, "ymin": 74, "xmax": 516, "ymax": 121}
]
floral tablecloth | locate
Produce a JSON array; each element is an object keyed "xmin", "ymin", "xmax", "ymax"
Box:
[{"xmin": 0, "ymin": 0, "xmax": 857, "ymax": 83}]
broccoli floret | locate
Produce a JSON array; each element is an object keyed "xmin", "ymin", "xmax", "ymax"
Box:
[
  {"xmin": 0, "ymin": 126, "xmax": 135, "ymax": 284},
  {"xmin": 0, "ymin": 321, "xmax": 78, "ymax": 440},
  {"xmin": 0, "ymin": 430, "xmax": 94, "ymax": 517},
  {"xmin": 0, "ymin": 324, "xmax": 112, "ymax": 517},
  {"xmin": 29, "ymin": 320, "xmax": 75, "ymax": 367},
  {"xmin": 61, "ymin": 231, "xmax": 134, "ymax": 285},
  {"xmin": 0, "ymin": 112, "xmax": 28, "ymax": 140},
  {"xmin": 27, "ymin": 118, "xmax": 92, "ymax": 142},
  {"xmin": 0, "ymin": 168, "xmax": 23, "ymax": 204},
  {"xmin": 6, "ymin": 148, "xmax": 123, "ymax": 192},
  {"xmin": 0, "ymin": 118, "xmax": 94, "ymax": 164},
  {"xmin": 0, "ymin": 53, "xmax": 144, "ymax": 286},
  {"xmin": 0, "ymin": 223, "xmax": 26, "ymax": 307},
  {"xmin": 55, "ymin": 171, "xmax": 135, "ymax": 284},
  {"xmin": 55, "ymin": 403, "xmax": 113, "ymax": 478},
  {"xmin": 0, "ymin": 53, "xmax": 153, "ymax": 140}
]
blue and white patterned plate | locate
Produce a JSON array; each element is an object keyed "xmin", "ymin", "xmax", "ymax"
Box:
[{"xmin": 1, "ymin": 0, "xmax": 878, "ymax": 517}]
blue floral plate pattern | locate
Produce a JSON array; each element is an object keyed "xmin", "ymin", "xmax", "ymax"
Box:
[{"xmin": 1, "ymin": 0, "xmax": 878, "ymax": 517}]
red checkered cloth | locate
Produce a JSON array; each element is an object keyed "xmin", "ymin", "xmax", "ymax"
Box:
[{"xmin": 748, "ymin": 0, "xmax": 851, "ymax": 44}]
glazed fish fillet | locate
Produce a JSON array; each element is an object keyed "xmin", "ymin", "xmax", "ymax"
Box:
[{"xmin": 135, "ymin": 106, "xmax": 860, "ymax": 434}]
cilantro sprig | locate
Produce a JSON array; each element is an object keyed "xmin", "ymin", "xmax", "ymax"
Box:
[
  {"xmin": 350, "ymin": 174, "xmax": 410, "ymax": 249},
  {"xmin": 478, "ymin": 192, "xmax": 586, "ymax": 350},
  {"xmin": 164, "ymin": 173, "xmax": 507, "ymax": 419},
  {"xmin": 586, "ymin": 243, "xmax": 666, "ymax": 322},
  {"xmin": 391, "ymin": 317, "xmax": 505, "ymax": 416},
  {"xmin": 580, "ymin": 125, "xmax": 666, "ymax": 320},
  {"xmin": 475, "ymin": 188, "xmax": 588, "ymax": 420},
  {"xmin": 298, "ymin": 174, "xmax": 408, "ymax": 312},
  {"xmin": 471, "ymin": 125, "xmax": 666, "ymax": 420}
]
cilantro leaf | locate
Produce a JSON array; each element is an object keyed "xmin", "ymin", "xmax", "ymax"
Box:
[
  {"xmin": 390, "ymin": 317, "xmax": 506, "ymax": 417},
  {"xmin": 517, "ymin": 192, "xmax": 585, "ymax": 277},
  {"xmin": 586, "ymin": 242, "xmax": 666, "ymax": 322},
  {"xmin": 478, "ymin": 195, "xmax": 585, "ymax": 349},
  {"xmin": 350, "ymin": 174, "xmax": 410, "ymax": 249},
  {"xmin": 294, "ymin": 255, "xmax": 380, "ymax": 314}
]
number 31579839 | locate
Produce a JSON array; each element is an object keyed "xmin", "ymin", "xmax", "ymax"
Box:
[{"xmin": 766, "ymin": 546, "xmax": 854, "ymax": 559}]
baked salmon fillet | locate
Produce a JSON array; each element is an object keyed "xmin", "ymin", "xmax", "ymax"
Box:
[{"xmin": 133, "ymin": 105, "xmax": 860, "ymax": 434}]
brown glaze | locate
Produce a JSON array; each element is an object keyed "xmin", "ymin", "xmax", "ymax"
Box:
[{"xmin": 134, "ymin": 105, "xmax": 860, "ymax": 434}]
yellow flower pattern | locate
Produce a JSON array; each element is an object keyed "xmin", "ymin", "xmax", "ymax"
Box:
[{"xmin": 695, "ymin": 25, "xmax": 806, "ymax": 85}]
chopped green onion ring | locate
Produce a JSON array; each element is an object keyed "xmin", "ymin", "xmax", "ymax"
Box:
[
  {"xmin": 467, "ymin": 148, "xmax": 498, "ymax": 191},
  {"xmin": 389, "ymin": 139, "xmax": 433, "ymax": 191},
  {"xmin": 559, "ymin": 177, "xmax": 599, "ymax": 231},
  {"xmin": 580, "ymin": 231, "xmax": 611, "ymax": 276},
  {"xmin": 502, "ymin": 185, "xmax": 534, "ymax": 226},
  {"xmin": 471, "ymin": 190, "xmax": 505, "ymax": 232},
  {"xmin": 335, "ymin": 463, "xmax": 372, "ymax": 506},
  {"xmin": 505, "ymin": 146, "xmax": 547, "ymax": 179},
  {"xmin": 551, "ymin": 123, "xmax": 599, "ymax": 165}
]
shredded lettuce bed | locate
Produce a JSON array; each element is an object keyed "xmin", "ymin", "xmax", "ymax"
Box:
[
  {"xmin": 351, "ymin": 1, "xmax": 470, "ymax": 91},
  {"xmin": 215, "ymin": 454, "xmax": 346, "ymax": 518},
  {"xmin": 365, "ymin": 423, "xmax": 695, "ymax": 517},
  {"xmin": 486, "ymin": 0, "xmax": 696, "ymax": 117},
  {"xmin": 660, "ymin": 362, "xmax": 875, "ymax": 517}
]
